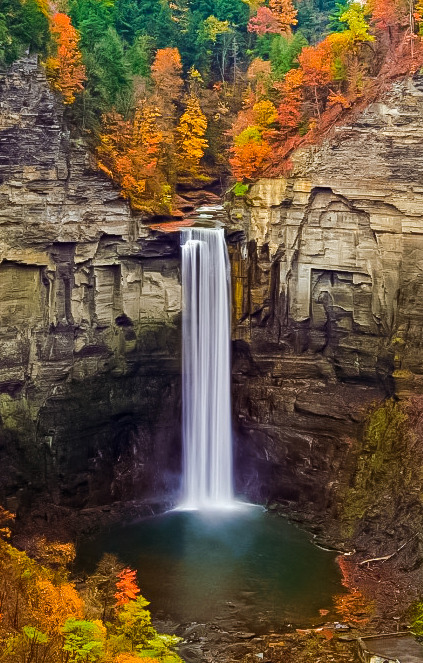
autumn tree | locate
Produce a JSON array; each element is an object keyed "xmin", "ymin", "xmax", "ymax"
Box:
[
  {"xmin": 247, "ymin": 58, "xmax": 273, "ymax": 97},
  {"xmin": 151, "ymin": 47, "xmax": 183, "ymax": 105},
  {"xmin": 0, "ymin": 507, "xmax": 14, "ymax": 540},
  {"xmin": 298, "ymin": 41, "xmax": 333, "ymax": 117},
  {"xmin": 176, "ymin": 95, "xmax": 209, "ymax": 176},
  {"xmin": 230, "ymin": 127, "xmax": 272, "ymax": 180},
  {"xmin": 269, "ymin": 0, "xmax": 298, "ymax": 31},
  {"xmin": 371, "ymin": 0, "xmax": 401, "ymax": 34},
  {"xmin": 248, "ymin": 6, "xmax": 283, "ymax": 34},
  {"xmin": 277, "ymin": 67, "xmax": 304, "ymax": 130},
  {"xmin": 97, "ymin": 105, "xmax": 171, "ymax": 212},
  {"xmin": 45, "ymin": 13, "xmax": 86, "ymax": 104},
  {"xmin": 31, "ymin": 537, "xmax": 76, "ymax": 581},
  {"xmin": 114, "ymin": 568, "xmax": 140, "ymax": 608}
]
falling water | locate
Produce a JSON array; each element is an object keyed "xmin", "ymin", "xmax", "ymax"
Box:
[{"xmin": 180, "ymin": 227, "xmax": 234, "ymax": 509}]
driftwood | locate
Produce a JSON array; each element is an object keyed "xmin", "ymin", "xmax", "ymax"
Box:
[{"xmin": 358, "ymin": 535, "xmax": 418, "ymax": 567}]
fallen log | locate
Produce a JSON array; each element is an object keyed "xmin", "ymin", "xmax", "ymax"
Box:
[{"xmin": 358, "ymin": 535, "xmax": 417, "ymax": 566}]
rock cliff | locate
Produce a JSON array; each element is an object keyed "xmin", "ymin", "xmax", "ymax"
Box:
[
  {"xmin": 0, "ymin": 56, "xmax": 182, "ymax": 523},
  {"xmin": 228, "ymin": 74, "xmax": 423, "ymax": 548},
  {"xmin": 2, "ymin": 55, "xmax": 423, "ymax": 554}
]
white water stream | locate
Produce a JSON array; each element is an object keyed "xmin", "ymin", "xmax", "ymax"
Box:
[{"xmin": 180, "ymin": 227, "xmax": 234, "ymax": 509}]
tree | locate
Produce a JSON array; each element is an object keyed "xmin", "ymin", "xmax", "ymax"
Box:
[
  {"xmin": 0, "ymin": 0, "xmax": 49, "ymax": 65},
  {"xmin": 114, "ymin": 568, "xmax": 141, "ymax": 608},
  {"xmin": 0, "ymin": 507, "xmax": 14, "ymax": 540},
  {"xmin": 298, "ymin": 41, "xmax": 333, "ymax": 116},
  {"xmin": 62, "ymin": 619, "xmax": 106, "ymax": 663},
  {"xmin": 45, "ymin": 13, "xmax": 86, "ymax": 104},
  {"xmin": 151, "ymin": 47, "xmax": 184, "ymax": 103},
  {"xmin": 248, "ymin": 7, "xmax": 283, "ymax": 34},
  {"xmin": 84, "ymin": 553, "xmax": 124, "ymax": 622},
  {"xmin": 116, "ymin": 595, "xmax": 156, "ymax": 649},
  {"xmin": 230, "ymin": 126, "xmax": 272, "ymax": 180},
  {"xmin": 69, "ymin": 0, "xmax": 114, "ymax": 49},
  {"xmin": 252, "ymin": 99, "xmax": 278, "ymax": 128},
  {"xmin": 277, "ymin": 67, "xmax": 304, "ymax": 129},
  {"xmin": 371, "ymin": 0, "xmax": 400, "ymax": 33},
  {"xmin": 97, "ymin": 105, "xmax": 170, "ymax": 212},
  {"xmin": 339, "ymin": 3, "xmax": 374, "ymax": 47},
  {"xmin": 269, "ymin": 0, "xmax": 298, "ymax": 31},
  {"xmin": 176, "ymin": 95, "xmax": 209, "ymax": 175},
  {"xmin": 269, "ymin": 32, "xmax": 308, "ymax": 80},
  {"xmin": 92, "ymin": 27, "xmax": 131, "ymax": 109},
  {"xmin": 247, "ymin": 57, "xmax": 272, "ymax": 97}
]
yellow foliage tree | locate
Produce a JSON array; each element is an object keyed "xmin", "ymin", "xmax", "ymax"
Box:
[
  {"xmin": 97, "ymin": 106, "xmax": 171, "ymax": 212},
  {"xmin": 252, "ymin": 99, "xmax": 278, "ymax": 129},
  {"xmin": 176, "ymin": 96, "xmax": 208, "ymax": 176}
]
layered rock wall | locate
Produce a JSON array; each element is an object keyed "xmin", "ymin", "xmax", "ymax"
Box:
[
  {"xmin": 228, "ymin": 76, "xmax": 423, "ymax": 542},
  {"xmin": 0, "ymin": 57, "xmax": 182, "ymax": 519}
]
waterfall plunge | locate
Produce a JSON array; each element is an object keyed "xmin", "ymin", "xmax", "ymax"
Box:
[{"xmin": 180, "ymin": 228, "xmax": 234, "ymax": 509}]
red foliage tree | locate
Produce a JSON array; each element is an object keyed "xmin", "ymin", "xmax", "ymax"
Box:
[
  {"xmin": 248, "ymin": 7, "xmax": 282, "ymax": 34},
  {"xmin": 114, "ymin": 568, "xmax": 140, "ymax": 608}
]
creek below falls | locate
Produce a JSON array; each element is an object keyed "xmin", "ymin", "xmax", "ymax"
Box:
[{"xmin": 76, "ymin": 507, "xmax": 344, "ymax": 635}]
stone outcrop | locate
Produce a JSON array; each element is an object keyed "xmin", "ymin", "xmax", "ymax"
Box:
[
  {"xmin": 0, "ymin": 57, "xmax": 182, "ymax": 520},
  {"xmin": 228, "ymin": 74, "xmax": 423, "ymax": 547}
]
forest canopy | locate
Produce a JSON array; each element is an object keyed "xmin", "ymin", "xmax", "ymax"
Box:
[{"xmin": 1, "ymin": 0, "xmax": 422, "ymax": 211}]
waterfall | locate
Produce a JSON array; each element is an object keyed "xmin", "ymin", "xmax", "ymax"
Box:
[{"xmin": 180, "ymin": 227, "xmax": 234, "ymax": 509}]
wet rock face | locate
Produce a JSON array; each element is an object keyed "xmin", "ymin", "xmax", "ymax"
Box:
[
  {"xmin": 228, "ymin": 75, "xmax": 423, "ymax": 538},
  {"xmin": 0, "ymin": 57, "xmax": 182, "ymax": 516}
]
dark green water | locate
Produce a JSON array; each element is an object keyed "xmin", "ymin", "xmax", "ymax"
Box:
[{"xmin": 77, "ymin": 507, "xmax": 343, "ymax": 631}]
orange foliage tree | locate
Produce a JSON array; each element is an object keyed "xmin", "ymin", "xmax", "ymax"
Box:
[
  {"xmin": 0, "ymin": 507, "xmax": 15, "ymax": 540},
  {"xmin": 269, "ymin": 0, "xmax": 298, "ymax": 31},
  {"xmin": 298, "ymin": 41, "xmax": 334, "ymax": 117},
  {"xmin": 230, "ymin": 127, "xmax": 272, "ymax": 179},
  {"xmin": 45, "ymin": 13, "xmax": 86, "ymax": 104},
  {"xmin": 276, "ymin": 67, "xmax": 304, "ymax": 130},
  {"xmin": 97, "ymin": 106, "xmax": 171, "ymax": 212},
  {"xmin": 151, "ymin": 47, "xmax": 184, "ymax": 105},
  {"xmin": 114, "ymin": 568, "xmax": 141, "ymax": 608}
]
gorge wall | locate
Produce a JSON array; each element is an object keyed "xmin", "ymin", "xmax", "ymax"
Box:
[
  {"xmin": 2, "ymin": 56, "xmax": 423, "ymax": 553},
  {"xmin": 228, "ymin": 74, "xmax": 423, "ymax": 550},
  {"xmin": 0, "ymin": 57, "xmax": 182, "ymax": 525}
]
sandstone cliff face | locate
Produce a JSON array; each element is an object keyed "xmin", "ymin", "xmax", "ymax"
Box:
[
  {"xmin": 0, "ymin": 57, "xmax": 182, "ymax": 519},
  {"xmin": 228, "ymin": 75, "xmax": 423, "ymax": 546}
]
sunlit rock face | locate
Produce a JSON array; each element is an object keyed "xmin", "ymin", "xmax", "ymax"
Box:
[
  {"xmin": 228, "ymin": 75, "xmax": 423, "ymax": 540},
  {"xmin": 0, "ymin": 57, "xmax": 182, "ymax": 518}
]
